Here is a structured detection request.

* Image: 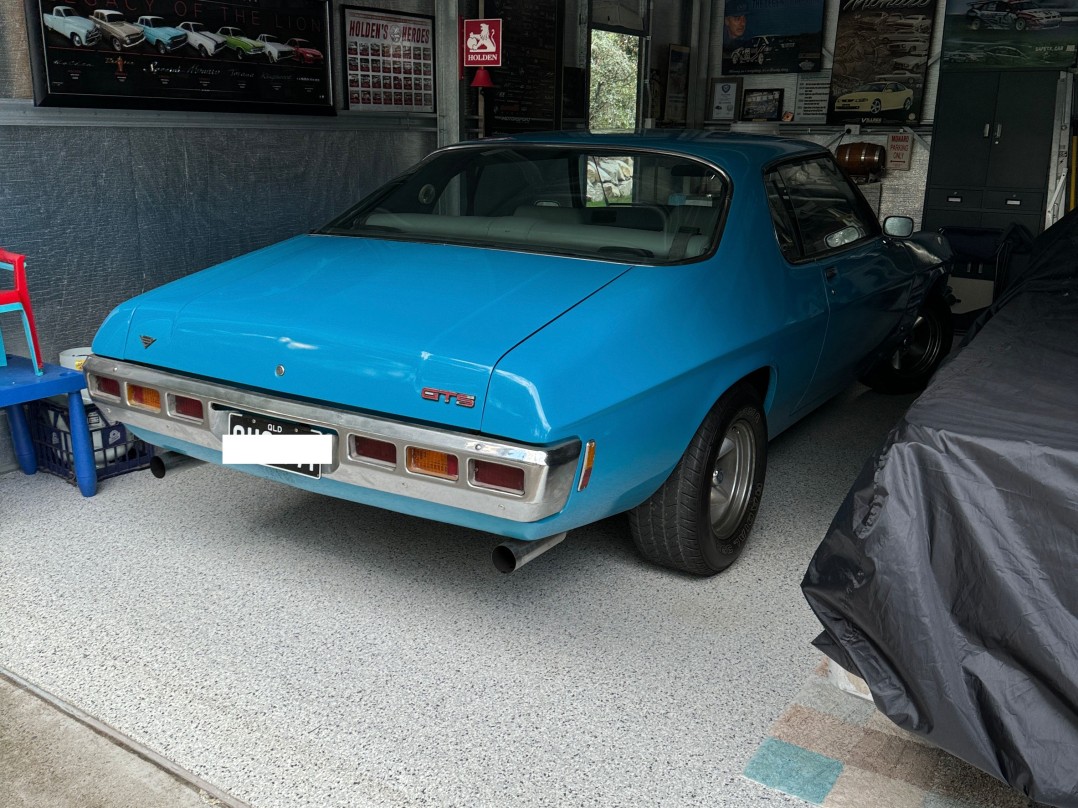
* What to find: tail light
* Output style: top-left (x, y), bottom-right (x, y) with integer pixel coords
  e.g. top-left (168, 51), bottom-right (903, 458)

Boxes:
top-left (127, 384), bottom-right (161, 412)
top-left (172, 394), bottom-right (204, 421)
top-left (94, 376), bottom-right (121, 398)
top-left (407, 447), bottom-right (459, 480)
top-left (473, 460), bottom-right (525, 494)
top-left (354, 436), bottom-right (397, 467)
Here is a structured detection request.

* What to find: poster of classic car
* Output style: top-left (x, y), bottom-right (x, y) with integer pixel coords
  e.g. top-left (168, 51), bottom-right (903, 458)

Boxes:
top-left (941, 0), bottom-right (1078, 68)
top-left (721, 0), bottom-right (825, 74)
top-left (829, 0), bottom-right (938, 124)
top-left (25, 0), bottom-right (332, 113)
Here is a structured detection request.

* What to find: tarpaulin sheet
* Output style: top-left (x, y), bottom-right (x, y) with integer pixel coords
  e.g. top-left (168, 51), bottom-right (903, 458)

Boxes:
top-left (803, 212), bottom-right (1078, 807)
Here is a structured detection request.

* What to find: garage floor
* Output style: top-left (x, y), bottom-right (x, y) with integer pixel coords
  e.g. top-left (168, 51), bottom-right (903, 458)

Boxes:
top-left (0, 383), bottom-right (961, 808)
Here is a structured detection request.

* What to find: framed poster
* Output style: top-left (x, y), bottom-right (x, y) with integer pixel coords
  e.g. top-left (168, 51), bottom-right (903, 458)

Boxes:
top-left (664, 44), bottom-right (690, 124)
top-left (341, 6), bottom-right (434, 113)
top-left (741, 87), bottom-right (784, 121)
top-left (721, 0), bottom-right (825, 75)
top-left (25, 0), bottom-right (333, 114)
top-left (940, 0), bottom-right (1077, 69)
top-left (706, 77), bottom-right (742, 122)
top-left (829, 0), bottom-right (939, 125)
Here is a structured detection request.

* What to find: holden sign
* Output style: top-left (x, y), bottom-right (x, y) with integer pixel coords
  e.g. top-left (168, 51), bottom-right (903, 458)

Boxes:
top-left (463, 18), bottom-right (502, 67)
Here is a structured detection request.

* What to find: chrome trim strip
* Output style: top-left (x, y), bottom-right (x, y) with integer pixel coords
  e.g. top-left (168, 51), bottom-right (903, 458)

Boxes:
top-left (83, 356), bottom-right (581, 523)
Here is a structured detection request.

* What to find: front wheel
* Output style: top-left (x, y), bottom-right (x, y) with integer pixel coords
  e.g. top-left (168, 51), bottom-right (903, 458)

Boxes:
top-left (157, 40), bottom-right (166, 54)
top-left (629, 386), bottom-right (767, 576)
top-left (1014, 17), bottom-right (1027, 30)
top-left (236, 48), bottom-right (243, 59)
top-left (861, 295), bottom-right (954, 394)
top-left (71, 33), bottom-right (83, 47)
top-left (112, 37), bottom-right (122, 51)
top-left (869, 98), bottom-right (882, 114)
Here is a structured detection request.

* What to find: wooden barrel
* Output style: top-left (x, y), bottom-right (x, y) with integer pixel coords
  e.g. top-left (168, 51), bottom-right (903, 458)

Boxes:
top-left (835, 142), bottom-right (886, 176)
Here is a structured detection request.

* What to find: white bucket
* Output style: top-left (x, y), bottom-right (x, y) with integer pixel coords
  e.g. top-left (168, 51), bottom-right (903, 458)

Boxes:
top-left (59, 347), bottom-right (93, 405)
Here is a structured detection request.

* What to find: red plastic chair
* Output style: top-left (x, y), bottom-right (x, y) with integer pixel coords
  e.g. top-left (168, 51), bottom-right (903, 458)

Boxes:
top-left (0, 249), bottom-right (44, 376)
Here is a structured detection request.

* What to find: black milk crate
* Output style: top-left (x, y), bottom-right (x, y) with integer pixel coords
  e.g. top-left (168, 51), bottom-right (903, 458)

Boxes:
top-left (26, 397), bottom-right (154, 484)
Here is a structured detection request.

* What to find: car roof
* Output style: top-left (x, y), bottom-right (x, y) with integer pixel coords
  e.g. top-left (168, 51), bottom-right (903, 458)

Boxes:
top-left (482, 130), bottom-right (827, 176)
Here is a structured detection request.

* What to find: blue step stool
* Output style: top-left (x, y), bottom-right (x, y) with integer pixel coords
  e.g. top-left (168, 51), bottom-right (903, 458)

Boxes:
top-left (1, 353), bottom-right (97, 496)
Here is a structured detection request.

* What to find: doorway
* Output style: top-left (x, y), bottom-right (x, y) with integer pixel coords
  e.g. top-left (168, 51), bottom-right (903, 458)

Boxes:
top-left (588, 29), bottom-right (642, 131)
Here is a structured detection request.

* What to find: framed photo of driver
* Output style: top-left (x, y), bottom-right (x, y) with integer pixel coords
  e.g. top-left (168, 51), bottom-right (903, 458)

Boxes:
top-left (720, 0), bottom-right (825, 75)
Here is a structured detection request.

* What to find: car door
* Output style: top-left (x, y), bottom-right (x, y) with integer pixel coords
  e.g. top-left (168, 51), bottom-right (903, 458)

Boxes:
top-left (767, 157), bottom-right (914, 412)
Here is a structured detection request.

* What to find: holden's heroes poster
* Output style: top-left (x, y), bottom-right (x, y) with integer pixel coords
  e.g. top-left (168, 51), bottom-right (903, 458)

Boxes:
top-left (829, 0), bottom-right (938, 125)
top-left (940, 0), bottom-right (1078, 69)
top-left (720, 0), bottom-right (825, 75)
top-left (26, 0), bottom-right (332, 113)
top-left (342, 7), bottom-right (434, 112)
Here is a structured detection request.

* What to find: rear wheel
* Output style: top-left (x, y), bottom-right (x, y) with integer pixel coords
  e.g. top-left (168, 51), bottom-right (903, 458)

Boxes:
top-left (861, 295), bottom-right (954, 394)
top-left (629, 386), bottom-right (767, 576)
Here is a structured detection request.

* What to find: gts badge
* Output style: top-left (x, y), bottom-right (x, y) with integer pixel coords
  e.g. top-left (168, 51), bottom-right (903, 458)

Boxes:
top-left (421, 387), bottom-right (476, 408)
top-left (139, 335), bottom-right (156, 349)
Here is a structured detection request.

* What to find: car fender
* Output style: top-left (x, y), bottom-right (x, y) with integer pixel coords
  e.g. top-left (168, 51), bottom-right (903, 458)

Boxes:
top-left (482, 211), bottom-right (795, 520)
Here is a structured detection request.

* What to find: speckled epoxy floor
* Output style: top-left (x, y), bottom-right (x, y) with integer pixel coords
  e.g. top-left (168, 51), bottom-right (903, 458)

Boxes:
top-left (0, 383), bottom-right (914, 808)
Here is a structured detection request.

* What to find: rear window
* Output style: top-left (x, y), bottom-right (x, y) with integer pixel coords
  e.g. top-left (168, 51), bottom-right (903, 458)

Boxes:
top-left (319, 145), bottom-right (729, 264)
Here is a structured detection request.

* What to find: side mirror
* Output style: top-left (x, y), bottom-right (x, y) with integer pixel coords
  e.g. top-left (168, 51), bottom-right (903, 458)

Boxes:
top-left (882, 216), bottom-right (914, 238)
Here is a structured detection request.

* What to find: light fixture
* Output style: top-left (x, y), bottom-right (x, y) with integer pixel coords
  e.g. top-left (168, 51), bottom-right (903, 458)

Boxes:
top-left (470, 67), bottom-right (494, 88)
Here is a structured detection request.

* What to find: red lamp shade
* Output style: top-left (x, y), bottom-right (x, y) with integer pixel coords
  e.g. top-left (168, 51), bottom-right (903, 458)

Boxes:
top-left (470, 67), bottom-right (494, 88)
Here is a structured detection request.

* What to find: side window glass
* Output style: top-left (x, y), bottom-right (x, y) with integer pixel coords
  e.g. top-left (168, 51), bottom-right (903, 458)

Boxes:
top-left (586, 155), bottom-right (635, 205)
top-left (777, 157), bottom-right (877, 258)
top-left (764, 170), bottom-right (800, 262)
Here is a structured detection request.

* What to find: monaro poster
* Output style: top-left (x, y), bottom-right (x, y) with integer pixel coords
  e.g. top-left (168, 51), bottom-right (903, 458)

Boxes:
top-left (25, 0), bottom-right (333, 113)
top-left (829, 0), bottom-right (939, 125)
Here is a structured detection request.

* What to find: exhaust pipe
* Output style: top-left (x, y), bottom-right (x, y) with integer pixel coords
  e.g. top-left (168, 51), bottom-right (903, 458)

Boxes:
top-left (149, 451), bottom-right (203, 479)
top-left (492, 532), bottom-right (567, 574)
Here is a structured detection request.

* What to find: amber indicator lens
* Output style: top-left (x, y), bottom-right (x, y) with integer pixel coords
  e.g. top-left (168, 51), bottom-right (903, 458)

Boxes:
top-left (94, 376), bottom-right (121, 398)
top-left (355, 436), bottom-right (397, 466)
top-left (127, 384), bottom-right (161, 412)
top-left (473, 460), bottom-right (525, 494)
top-left (578, 440), bottom-right (596, 491)
top-left (407, 447), bottom-right (459, 480)
top-left (173, 395), bottom-right (204, 421)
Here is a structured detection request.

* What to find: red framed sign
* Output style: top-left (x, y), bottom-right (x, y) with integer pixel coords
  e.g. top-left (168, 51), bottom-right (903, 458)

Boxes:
top-left (462, 18), bottom-right (502, 67)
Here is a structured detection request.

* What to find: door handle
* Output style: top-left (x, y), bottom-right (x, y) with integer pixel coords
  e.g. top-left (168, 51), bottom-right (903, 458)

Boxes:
top-left (983, 123), bottom-right (990, 138)
top-left (994, 123), bottom-right (1003, 141)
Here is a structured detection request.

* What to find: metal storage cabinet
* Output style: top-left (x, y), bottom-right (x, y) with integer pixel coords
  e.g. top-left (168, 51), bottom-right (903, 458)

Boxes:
top-left (922, 70), bottom-right (1058, 235)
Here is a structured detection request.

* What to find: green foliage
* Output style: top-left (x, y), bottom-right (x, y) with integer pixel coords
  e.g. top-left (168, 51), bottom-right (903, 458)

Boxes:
top-left (589, 31), bottom-right (639, 132)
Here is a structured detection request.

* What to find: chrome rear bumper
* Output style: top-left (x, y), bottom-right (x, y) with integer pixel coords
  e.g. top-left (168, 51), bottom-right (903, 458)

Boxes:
top-left (83, 356), bottom-right (581, 523)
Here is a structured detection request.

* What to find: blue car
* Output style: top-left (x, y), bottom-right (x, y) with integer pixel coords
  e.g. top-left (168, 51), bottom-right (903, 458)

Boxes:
top-left (84, 132), bottom-right (951, 575)
top-left (135, 15), bottom-right (187, 53)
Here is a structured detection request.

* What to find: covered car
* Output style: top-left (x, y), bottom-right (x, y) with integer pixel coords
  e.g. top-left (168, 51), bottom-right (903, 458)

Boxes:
top-left (85, 132), bottom-right (951, 574)
top-left (803, 211), bottom-right (1078, 806)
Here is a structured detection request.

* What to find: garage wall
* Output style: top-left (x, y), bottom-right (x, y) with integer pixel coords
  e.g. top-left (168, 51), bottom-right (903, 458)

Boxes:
top-left (0, 0), bottom-right (437, 472)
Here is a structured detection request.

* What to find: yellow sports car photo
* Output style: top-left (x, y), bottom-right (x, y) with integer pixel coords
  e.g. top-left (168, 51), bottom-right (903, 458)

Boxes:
top-left (833, 81), bottom-right (913, 114)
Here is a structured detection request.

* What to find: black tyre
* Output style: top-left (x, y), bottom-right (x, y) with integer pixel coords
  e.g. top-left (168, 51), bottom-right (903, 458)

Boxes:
top-left (199, 44), bottom-right (209, 56)
top-left (870, 98), bottom-right (882, 114)
top-left (157, 40), bottom-right (166, 54)
top-left (903, 97), bottom-right (913, 111)
top-left (861, 295), bottom-right (954, 394)
top-left (112, 37), bottom-right (122, 51)
top-left (236, 48), bottom-right (243, 59)
top-left (629, 386), bottom-right (767, 576)
top-left (969, 17), bottom-right (982, 29)
top-left (1014, 17), bottom-right (1026, 30)
top-left (71, 33), bottom-right (83, 47)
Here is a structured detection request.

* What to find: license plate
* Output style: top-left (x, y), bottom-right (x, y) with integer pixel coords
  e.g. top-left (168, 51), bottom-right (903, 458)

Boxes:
top-left (227, 412), bottom-right (327, 479)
